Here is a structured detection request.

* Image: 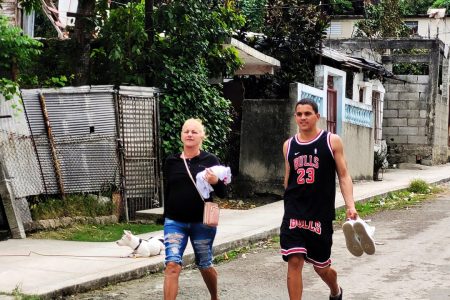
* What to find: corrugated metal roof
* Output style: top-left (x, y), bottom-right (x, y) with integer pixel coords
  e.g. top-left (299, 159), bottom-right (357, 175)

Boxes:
top-left (319, 47), bottom-right (394, 78)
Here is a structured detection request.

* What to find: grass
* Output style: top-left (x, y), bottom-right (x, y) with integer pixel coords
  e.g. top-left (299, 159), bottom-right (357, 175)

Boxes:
top-left (0, 285), bottom-right (41, 300)
top-left (334, 179), bottom-right (443, 225)
top-left (29, 193), bottom-right (114, 220)
top-left (28, 223), bottom-right (163, 242)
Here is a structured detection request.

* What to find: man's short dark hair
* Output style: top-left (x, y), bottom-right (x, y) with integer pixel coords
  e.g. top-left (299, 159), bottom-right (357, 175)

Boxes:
top-left (295, 98), bottom-right (318, 114)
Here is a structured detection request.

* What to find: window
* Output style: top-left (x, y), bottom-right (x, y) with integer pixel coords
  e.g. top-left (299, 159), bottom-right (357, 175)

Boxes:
top-left (326, 22), bottom-right (342, 36)
top-left (404, 21), bottom-right (419, 35)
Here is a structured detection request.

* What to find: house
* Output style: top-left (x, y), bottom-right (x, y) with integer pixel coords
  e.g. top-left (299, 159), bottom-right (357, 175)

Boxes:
top-left (326, 10), bottom-right (450, 44)
top-left (0, 0), bottom-right (73, 38)
top-left (328, 38), bottom-right (450, 166)
top-left (236, 46), bottom-right (390, 196)
top-left (0, 0), bottom-right (35, 37)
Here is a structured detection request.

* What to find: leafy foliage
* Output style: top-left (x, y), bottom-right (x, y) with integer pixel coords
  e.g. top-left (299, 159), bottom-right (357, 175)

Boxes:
top-left (392, 49), bottom-right (429, 75)
top-left (241, 0), bottom-right (329, 98)
top-left (432, 0), bottom-right (450, 8)
top-left (238, 0), bottom-right (267, 32)
top-left (91, 0), bottom-right (244, 158)
top-left (152, 0), bottom-right (244, 158)
top-left (399, 0), bottom-right (434, 15)
top-left (0, 16), bottom-right (42, 99)
top-left (354, 0), bottom-right (409, 38)
top-left (408, 179), bottom-right (432, 194)
top-left (329, 0), bottom-right (353, 14)
top-left (18, 39), bottom-right (77, 89)
top-left (91, 1), bottom-right (148, 85)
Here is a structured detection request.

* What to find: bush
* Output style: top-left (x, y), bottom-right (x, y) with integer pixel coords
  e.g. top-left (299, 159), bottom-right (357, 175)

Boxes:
top-left (408, 179), bottom-right (431, 194)
top-left (29, 194), bottom-right (114, 221)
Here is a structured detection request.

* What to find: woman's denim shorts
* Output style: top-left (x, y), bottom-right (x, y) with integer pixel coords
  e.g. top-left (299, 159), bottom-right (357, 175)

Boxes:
top-left (164, 217), bottom-right (217, 269)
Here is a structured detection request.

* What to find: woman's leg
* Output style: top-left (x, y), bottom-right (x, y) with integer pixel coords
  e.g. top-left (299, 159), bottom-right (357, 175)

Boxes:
top-left (190, 223), bottom-right (218, 300)
top-left (163, 218), bottom-right (189, 300)
top-left (200, 266), bottom-right (218, 300)
top-left (164, 262), bottom-right (182, 300)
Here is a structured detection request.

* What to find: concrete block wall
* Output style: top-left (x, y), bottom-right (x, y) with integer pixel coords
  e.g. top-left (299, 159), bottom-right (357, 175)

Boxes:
top-left (432, 55), bottom-right (450, 164)
top-left (383, 73), bottom-right (449, 165)
top-left (383, 75), bottom-right (431, 164)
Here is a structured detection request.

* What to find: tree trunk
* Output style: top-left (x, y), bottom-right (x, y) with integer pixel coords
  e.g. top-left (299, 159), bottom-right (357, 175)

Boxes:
top-left (11, 57), bottom-right (18, 81)
top-left (73, 0), bottom-right (96, 86)
top-left (144, 0), bottom-right (154, 85)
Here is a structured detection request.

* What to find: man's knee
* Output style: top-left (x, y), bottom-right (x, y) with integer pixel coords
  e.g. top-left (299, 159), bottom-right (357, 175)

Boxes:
top-left (288, 254), bottom-right (305, 268)
top-left (314, 265), bottom-right (334, 277)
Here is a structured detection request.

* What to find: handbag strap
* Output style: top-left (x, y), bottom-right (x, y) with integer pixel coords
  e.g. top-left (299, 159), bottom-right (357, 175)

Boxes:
top-left (182, 152), bottom-right (206, 203)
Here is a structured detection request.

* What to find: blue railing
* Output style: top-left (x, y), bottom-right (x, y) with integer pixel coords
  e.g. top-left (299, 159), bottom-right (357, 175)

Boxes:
top-left (344, 102), bottom-right (373, 128)
top-left (301, 91), bottom-right (324, 114)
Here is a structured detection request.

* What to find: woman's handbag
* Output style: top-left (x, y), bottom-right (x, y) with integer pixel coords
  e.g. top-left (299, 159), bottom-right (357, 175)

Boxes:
top-left (182, 152), bottom-right (220, 227)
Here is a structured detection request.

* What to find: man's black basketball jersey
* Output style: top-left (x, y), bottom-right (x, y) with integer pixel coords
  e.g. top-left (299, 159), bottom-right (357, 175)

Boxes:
top-left (283, 130), bottom-right (336, 222)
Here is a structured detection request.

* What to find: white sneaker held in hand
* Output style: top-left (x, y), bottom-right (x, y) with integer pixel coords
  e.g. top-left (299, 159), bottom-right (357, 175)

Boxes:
top-left (353, 218), bottom-right (376, 255)
top-left (342, 219), bottom-right (363, 257)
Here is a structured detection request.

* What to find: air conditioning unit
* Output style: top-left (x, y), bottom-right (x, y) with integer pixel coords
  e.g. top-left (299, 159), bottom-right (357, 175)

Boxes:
top-left (427, 8), bottom-right (446, 19)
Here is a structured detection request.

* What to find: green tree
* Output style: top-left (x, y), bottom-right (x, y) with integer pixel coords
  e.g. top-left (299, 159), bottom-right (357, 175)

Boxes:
top-left (242, 0), bottom-right (329, 98)
top-left (0, 15), bottom-right (42, 100)
top-left (18, 0), bottom-right (109, 85)
top-left (355, 0), bottom-right (409, 38)
top-left (432, 0), bottom-right (450, 8)
top-left (152, 0), bottom-right (244, 158)
top-left (400, 0), bottom-right (434, 15)
top-left (238, 0), bottom-right (267, 32)
top-left (92, 0), bottom-right (244, 158)
top-left (91, 1), bottom-right (148, 85)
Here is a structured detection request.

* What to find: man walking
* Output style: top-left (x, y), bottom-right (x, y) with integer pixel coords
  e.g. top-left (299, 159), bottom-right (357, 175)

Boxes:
top-left (280, 98), bottom-right (359, 300)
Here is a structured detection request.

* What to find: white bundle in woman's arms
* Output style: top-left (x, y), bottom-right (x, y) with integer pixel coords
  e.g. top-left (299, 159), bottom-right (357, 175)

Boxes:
top-left (196, 166), bottom-right (232, 198)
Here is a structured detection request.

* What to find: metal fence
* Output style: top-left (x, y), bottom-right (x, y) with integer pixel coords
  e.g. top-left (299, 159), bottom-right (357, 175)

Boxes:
top-left (0, 86), bottom-right (162, 221)
top-left (20, 86), bottom-right (120, 196)
top-left (117, 86), bottom-right (162, 220)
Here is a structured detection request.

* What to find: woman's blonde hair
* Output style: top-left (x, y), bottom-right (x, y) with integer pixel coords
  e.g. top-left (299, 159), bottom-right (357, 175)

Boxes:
top-left (181, 118), bottom-right (206, 139)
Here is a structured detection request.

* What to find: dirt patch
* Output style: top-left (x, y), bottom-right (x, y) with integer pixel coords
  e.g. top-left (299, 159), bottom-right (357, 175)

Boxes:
top-left (216, 194), bottom-right (282, 210)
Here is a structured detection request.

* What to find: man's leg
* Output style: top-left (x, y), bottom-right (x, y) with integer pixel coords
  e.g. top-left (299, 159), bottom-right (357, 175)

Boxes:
top-left (314, 265), bottom-right (340, 296)
top-left (164, 262), bottom-right (182, 300)
top-left (200, 266), bottom-right (219, 300)
top-left (287, 254), bottom-right (305, 300)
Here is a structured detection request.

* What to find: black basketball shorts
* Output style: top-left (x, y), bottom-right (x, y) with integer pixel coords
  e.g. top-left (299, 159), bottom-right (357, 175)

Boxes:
top-left (280, 218), bottom-right (333, 268)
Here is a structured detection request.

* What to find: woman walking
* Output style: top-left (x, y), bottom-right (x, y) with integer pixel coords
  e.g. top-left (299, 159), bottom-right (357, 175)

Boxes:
top-left (163, 118), bottom-right (227, 300)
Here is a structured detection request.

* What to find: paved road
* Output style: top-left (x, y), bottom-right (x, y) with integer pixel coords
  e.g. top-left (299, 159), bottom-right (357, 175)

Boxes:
top-left (72, 186), bottom-right (450, 300)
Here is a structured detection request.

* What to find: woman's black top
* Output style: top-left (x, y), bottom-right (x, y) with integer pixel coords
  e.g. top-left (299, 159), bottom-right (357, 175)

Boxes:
top-left (163, 150), bottom-right (227, 222)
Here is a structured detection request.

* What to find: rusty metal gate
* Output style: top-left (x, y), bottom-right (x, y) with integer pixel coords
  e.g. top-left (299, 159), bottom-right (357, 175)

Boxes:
top-left (116, 87), bottom-right (163, 221)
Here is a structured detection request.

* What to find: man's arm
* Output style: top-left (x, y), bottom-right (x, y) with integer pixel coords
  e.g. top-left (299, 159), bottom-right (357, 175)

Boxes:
top-left (330, 134), bottom-right (358, 220)
top-left (283, 139), bottom-right (290, 189)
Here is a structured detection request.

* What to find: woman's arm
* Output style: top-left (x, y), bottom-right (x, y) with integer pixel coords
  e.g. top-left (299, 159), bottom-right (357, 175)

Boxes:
top-left (204, 154), bottom-right (227, 199)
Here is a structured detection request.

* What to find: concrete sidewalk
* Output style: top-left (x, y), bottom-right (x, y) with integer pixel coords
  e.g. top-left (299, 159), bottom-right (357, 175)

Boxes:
top-left (1, 163), bottom-right (450, 298)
